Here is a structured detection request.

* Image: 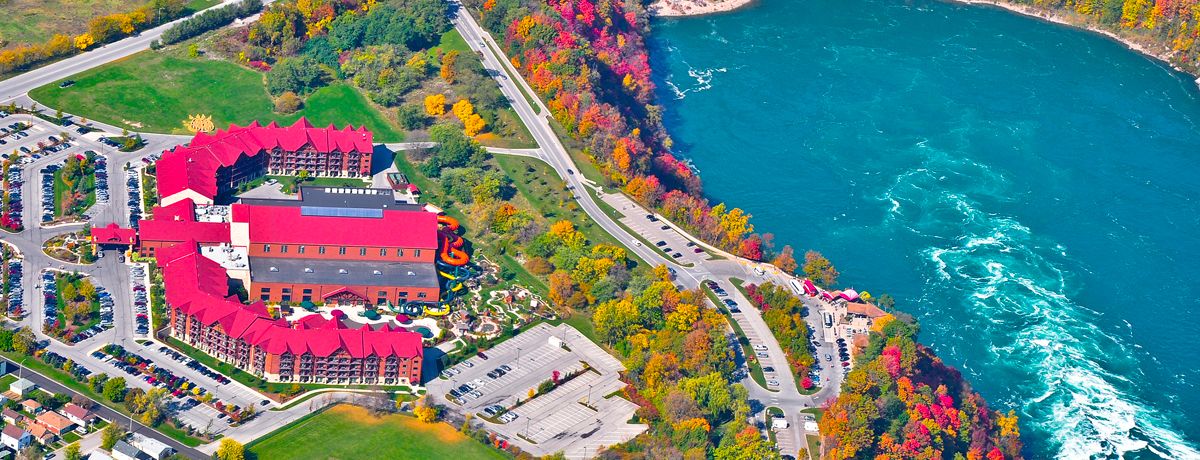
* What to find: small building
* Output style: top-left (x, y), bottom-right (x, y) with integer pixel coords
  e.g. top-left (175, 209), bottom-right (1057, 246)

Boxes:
top-left (112, 441), bottom-right (144, 460)
top-left (26, 424), bottom-right (55, 445)
top-left (35, 411), bottom-right (76, 435)
top-left (86, 450), bottom-right (113, 460)
top-left (130, 434), bottom-right (174, 460)
top-left (1, 408), bottom-right (22, 425)
top-left (62, 403), bottom-right (96, 427)
top-left (771, 415), bottom-right (789, 429)
top-left (0, 426), bottom-right (30, 451)
top-left (19, 399), bottom-right (41, 414)
top-left (90, 223), bottom-right (138, 248)
top-left (8, 378), bottom-right (35, 397)
top-left (0, 395), bottom-right (8, 407)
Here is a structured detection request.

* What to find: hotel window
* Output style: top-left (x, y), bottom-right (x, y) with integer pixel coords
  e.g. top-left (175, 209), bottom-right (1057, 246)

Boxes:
top-left (378, 290), bottom-right (387, 297)
top-left (263, 244), bottom-right (271, 253)
top-left (398, 291), bottom-right (408, 299)
top-left (298, 246), bottom-right (305, 254)
top-left (280, 245), bottom-right (288, 253)
top-left (282, 288), bottom-right (292, 294)
top-left (379, 248), bottom-right (387, 256)
top-left (302, 295), bottom-right (312, 302)
top-left (339, 247), bottom-right (347, 255)
top-left (414, 249), bottom-right (421, 258)
top-left (417, 292), bottom-right (427, 299)
top-left (360, 247), bottom-right (367, 256)
top-left (377, 297), bottom-right (387, 305)
top-left (396, 249), bottom-right (404, 257)
top-left (282, 295), bottom-right (291, 302)
top-left (319, 246), bottom-right (326, 254)
top-left (303, 289), bottom-right (312, 294)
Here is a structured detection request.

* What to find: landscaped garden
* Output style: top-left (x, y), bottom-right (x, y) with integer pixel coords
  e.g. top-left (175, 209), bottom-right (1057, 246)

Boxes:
top-left (44, 272), bottom-right (101, 340)
top-left (42, 230), bottom-right (96, 264)
top-left (246, 404), bottom-right (506, 460)
top-left (53, 152), bottom-right (97, 218)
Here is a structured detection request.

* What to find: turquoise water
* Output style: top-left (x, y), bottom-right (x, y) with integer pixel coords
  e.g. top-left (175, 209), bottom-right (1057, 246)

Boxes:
top-left (650, 0), bottom-right (1200, 458)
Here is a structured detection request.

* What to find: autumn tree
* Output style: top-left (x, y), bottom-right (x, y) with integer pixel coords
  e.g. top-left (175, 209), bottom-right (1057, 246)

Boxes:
top-left (803, 250), bottom-right (839, 287)
top-left (424, 94), bottom-right (446, 116)
top-left (771, 245), bottom-right (798, 273)
top-left (101, 423), bottom-right (125, 450)
top-left (217, 438), bottom-right (245, 460)
top-left (275, 91), bottom-right (303, 113)
top-left (440, 50), bottom-right (459, 83)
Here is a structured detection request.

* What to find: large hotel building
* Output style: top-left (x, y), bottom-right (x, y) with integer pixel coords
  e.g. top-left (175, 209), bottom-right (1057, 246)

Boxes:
top-left (135, 119), bottom-right (436, 385)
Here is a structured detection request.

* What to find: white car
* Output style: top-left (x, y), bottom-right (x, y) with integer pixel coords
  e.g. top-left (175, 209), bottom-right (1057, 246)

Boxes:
top-left (767, 380), bottom-right (780, 387)
top-left (753, 344), bottom-right (768, 351)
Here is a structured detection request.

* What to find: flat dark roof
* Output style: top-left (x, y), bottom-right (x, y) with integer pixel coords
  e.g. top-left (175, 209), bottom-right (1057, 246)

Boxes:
top-left (248, 257), bottom-right (440, 288)
top-left (240, 186), bottom-right (422, 211)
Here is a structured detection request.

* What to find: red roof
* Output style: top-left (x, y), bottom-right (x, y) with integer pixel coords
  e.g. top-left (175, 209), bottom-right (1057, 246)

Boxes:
top-left (139, 219), bottom-right (230, 245)
top-left (157, 118), bottom-right (373, 201)
top-left (151, 199), bottom-right (196, 221)
top-left (91, 223), bottom-right (136, 245)
top-left (232, 203), bottom-right (438, 249)
top-left (157, 242), bottom-right (422, 360)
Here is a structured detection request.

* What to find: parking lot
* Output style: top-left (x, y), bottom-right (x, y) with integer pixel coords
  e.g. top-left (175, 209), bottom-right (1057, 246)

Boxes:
top-left (428, 323), bottom-right (646, 458)
top-left (602, 191), bottom-right (713, 266)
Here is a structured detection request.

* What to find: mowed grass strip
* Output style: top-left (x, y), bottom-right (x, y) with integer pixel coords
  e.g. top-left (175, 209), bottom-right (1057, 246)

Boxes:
top-left (246, 404), bottom-right (505, 460)
top-left (30, 50), bottom-right (404, 141)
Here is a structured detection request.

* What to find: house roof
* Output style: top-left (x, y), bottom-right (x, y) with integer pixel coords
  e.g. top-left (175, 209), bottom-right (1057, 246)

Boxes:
top-left (158, 242), bottom-right (424, 360)
top-left (26, 424), bottom-right (50, 439)
top-left (63, 404), bottom-right (93, 421)
top-left (112, 441), bottom-right (141, 458)
top-left (157, 118), bottom-right (373, 201)
top-left (846, 302), bottom-right (888, 319)
top-left (91, 223), bottom-right (137, 245)
top-left (1, 408), bottom-right (21, 420)
top-left (20, 400), bottom-right (40, 410)
top-left (0, 425), bottom-right (25, 439)
top-left (35, 411), bottom-right (74, 431)
top-left (138, 219), bottom-right (230, 244)
top-left (232, 203), bottom-right (437, 249)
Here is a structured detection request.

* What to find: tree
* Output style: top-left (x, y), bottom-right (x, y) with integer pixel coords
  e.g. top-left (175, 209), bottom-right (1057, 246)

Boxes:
top-left (396, 104), bottom-right (428, 130)
top-left (101, 423), bottom-right (125, 450)
top-left (771, 245), bottom-right (797, 273)
top-left (64, 442), bottom-right (81, 460)
top-left (424, 94), bottom-right (446, 116)
top-left (440, 50), bottom-right (459, 83)
top-left (413, 397), bottom-right (439, 423)
top-left (266, 56), bottom-right (327, 95)
top-left (187, 43), bottom-right (199, 58)
top-left (12, 327), bottom-right (35, 355)
top-left (803, 250), bottom-right (839, 287)
top-left (274, 91), bottom-right (303, 113)
top-left (216, 438), bottom-right (245, 460)
top-left (102, 377), bottom-right (127, 402)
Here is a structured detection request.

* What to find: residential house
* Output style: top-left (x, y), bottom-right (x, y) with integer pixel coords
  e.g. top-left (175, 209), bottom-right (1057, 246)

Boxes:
top-left (87, 450), bottom-right (113, 460)
top-left (18, 399), bottom-right (41, 415)
top-left (26, 424), bottom-right (55, 445)
top-left (1, 408), bottom-right (22, 425)
top-left (130, 434), bottom-right (173, 460)
top-left (34, 411), bottom-right (76, 436)
top-left (0, 426), bottom-right (30, 451)
top-left (62, 403), bottom-right (96, 427)
top-left (112, 440), bottom-right (145, 460)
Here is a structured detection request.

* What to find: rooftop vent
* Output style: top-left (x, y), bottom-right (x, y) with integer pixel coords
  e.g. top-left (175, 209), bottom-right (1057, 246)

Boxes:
top-left (269, 267), bottom-right (278, 272)
top-left (304, 268), bottom-right (313, 273)
top-left (338, 269), bottom-right (348, 274)
top-left (372, 270), bottom-right (382, 275)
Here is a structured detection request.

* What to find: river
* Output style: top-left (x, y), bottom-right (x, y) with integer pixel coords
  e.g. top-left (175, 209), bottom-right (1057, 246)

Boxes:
top-left (649, 0), bottom-right (1200, 457)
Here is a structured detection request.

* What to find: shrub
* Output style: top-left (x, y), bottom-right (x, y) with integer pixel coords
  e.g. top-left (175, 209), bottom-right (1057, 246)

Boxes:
top-left (396, 104), bottom-right (429, 130)
top-left (274, 91), bottom-right (303, 113)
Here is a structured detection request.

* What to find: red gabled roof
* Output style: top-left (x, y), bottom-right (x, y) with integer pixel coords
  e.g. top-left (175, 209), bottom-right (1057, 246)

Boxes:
top-left (91, 223), bottom-right (137, 245)
top-left (157, 241), bottom-right (422, 360)
top-left (234, 204), bottom-right (438, 249)
top-left (151, 199), bottom-right (196, 221)
top-left (139, 219), bottom-right (230, 245)
top-left (157, 118), bottom-right (373, 201)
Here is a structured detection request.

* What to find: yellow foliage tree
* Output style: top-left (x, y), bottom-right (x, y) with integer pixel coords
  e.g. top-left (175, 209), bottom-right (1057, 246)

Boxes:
top-left (463, 113), bottom-right (486, 136)
top-left (452, 99), bottom-right (475, 120)
top-left (414, 404), bottom-right (438, 423)
top-left (424, 94), bottom-right (446, 116)
top-left (74, 34), bottom-right (95, 51)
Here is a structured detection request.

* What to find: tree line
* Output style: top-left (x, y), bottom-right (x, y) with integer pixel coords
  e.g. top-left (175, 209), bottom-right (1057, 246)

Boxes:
top-left (158, 0), bottom-right (264, 46)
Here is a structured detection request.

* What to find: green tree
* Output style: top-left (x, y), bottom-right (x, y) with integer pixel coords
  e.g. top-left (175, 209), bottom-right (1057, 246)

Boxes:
top-left (101, 423), bottom-right (125, 450)
top-left (12, 327), bottom-right (35, 355)
top-left (803, 250), bottom-right (839, 287)
top-left (266, 56), bottom-right (327, 95)
top-left (64, 442), bottom-right (82, 460)
top-left (102, 377), bottom-right (127, 402)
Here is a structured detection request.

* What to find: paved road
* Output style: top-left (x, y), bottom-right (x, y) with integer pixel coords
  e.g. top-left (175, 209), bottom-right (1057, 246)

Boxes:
top-left (0, 356), bottom-right (207, 459)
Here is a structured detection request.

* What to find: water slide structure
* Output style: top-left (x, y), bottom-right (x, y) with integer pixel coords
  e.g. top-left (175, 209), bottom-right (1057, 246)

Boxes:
top-left (384, 214), bottom-right (478, 317)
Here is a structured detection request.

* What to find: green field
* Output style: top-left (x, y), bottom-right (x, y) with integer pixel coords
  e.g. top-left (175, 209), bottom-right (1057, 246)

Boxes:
top-left (29, 50), bottom-right (405, 141)
top-left (247, 404), bottom-right (505, 460)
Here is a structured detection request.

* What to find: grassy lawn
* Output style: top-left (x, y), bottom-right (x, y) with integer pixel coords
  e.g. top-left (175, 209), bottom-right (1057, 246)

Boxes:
top-left (52, 166), bottom-right (95, 218)
top-left (183, 0), bottom-right (222, 13)
top-left (434, 29), bottom-right (472, 55)
top-left (247, 404), bottom-right (505, 460)
top-left (0, 0), bottom-right (130, 48)
top-left (29, 50), bottom-right (405, 141)
top-left (0, 373), bottom-right (17, 389)
top-left (494, 155), bottom-right (638, 266)
top-left (62, 431), bottom-right (82, 443)
top-left (806, 434), bottom-right (821, 460)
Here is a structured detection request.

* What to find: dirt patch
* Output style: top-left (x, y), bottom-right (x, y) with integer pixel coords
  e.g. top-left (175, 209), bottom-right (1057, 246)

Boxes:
top-left (330, 405), bottom-right (463, 443)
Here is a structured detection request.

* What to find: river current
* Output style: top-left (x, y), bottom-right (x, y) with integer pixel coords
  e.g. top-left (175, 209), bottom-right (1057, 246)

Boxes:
top-left (649, 0), bottom-right (1200, 457)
